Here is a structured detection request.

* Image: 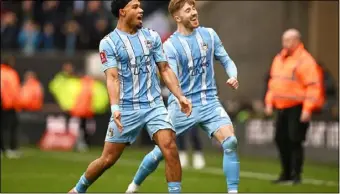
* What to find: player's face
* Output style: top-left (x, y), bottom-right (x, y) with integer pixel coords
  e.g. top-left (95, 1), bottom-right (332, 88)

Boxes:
top-left (176, 2), bottom-right (199, 29)
top-left (123, 0), bottom-right (144, 29)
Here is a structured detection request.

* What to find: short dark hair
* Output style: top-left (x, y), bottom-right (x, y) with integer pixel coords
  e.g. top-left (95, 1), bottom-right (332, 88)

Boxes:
top-left (111, 0), bottom-right (131, 18)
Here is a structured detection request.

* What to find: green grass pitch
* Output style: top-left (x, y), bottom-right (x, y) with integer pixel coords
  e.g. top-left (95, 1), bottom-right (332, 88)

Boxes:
top-left (1, 147), bottom-right (339, 193)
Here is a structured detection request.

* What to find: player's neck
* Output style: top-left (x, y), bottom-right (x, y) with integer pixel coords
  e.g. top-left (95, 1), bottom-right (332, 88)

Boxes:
top-left (116, 20), bottom-right (138, 35)
top-left (177, 25), bottom-right (194, 36)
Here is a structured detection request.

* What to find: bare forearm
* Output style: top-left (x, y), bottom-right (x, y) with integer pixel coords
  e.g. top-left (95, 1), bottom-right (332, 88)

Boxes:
top-left (106, 77), bottom-right (120, 105)
top-left (161, 69), bottom-right (183, 99)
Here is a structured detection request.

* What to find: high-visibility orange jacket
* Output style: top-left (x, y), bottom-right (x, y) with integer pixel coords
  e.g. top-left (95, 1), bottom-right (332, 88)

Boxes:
top-left (265, 43), bottom-right (324, 113)
top-left (1, 64), bottom-right (21, 110)
top-left (20, 77), bottom-right (44, 111)
top-left (70, 76), bottom-right (94, 118)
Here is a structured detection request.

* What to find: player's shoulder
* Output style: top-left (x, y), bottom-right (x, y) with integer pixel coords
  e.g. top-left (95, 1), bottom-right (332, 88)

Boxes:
top-left (163, 34), bottom-right (175, 46)
top-left (100, 31), bottom-right (115, 47)
top-left (140, 27), bottom-right (160, 38)
top-left (197, 26), bottom-right (216, 35)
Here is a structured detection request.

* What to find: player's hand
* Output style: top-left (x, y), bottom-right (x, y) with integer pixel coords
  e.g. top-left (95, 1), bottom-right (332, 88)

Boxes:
top-left (300, 111), bottom-right (311, 122)
top-left (112, 111), bottom-right (123, 133)
top-left (178, 96), bottom-right (192, 117)
top-left (264, 105), bottom-right (273, 116)
top-left (226, 77), bottom-right (239, 90)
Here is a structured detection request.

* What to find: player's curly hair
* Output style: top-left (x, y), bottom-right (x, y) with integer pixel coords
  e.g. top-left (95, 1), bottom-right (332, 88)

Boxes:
top-left (111, 0), bottom-right (131, 18)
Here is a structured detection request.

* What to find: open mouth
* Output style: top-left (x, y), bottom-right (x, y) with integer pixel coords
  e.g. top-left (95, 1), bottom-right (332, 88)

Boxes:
top-left (137, 14), bottom-right (143, 21)
top-left (190, 17), bottom-right (197, 22)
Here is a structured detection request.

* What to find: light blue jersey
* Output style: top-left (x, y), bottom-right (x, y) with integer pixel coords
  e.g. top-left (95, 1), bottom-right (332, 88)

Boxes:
top-left (99, 28), bottom-right (174, 144)
top-left (163, 26), bottom-right (237, 107)
top-left (99, 28), bottom-right (166, 110)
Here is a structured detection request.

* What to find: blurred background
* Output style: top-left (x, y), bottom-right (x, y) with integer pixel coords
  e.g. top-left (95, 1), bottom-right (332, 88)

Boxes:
top-left (1, 0), bottom-right (339, 193)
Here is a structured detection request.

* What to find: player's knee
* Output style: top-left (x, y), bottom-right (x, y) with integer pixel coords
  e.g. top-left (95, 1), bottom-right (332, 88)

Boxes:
top-left (101, 155), bottom-right (116, 169)
top-left (222, 135), bottom-right (238, 152)
top-left (160, 137), bottom-right (177, 156)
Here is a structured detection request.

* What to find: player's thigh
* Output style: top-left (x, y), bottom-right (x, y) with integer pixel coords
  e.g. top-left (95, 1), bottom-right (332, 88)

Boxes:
top-left (200, 101), bottom-right (233, 142)
top-left (168, 102), bottom-right (197, 137)
top-left (105, 109), bottom-right (143, 145)
top-left (153, 129), bottom-right (177, 149)
top-left (100, 141), bottom-right (127, 165)
top-left (144, 103), bottom-right (175, 140)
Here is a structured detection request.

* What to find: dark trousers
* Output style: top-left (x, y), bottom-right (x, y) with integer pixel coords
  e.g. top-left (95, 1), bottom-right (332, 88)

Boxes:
top-left (0, 109), bottom-right (19, 152)
top-left (177, 126), bottom-right (202, 151)
top-left (79, 117), bottom-right (91, 146)
top-left (64, 112), bottom-right (91, 146)
top-left (274, 104), bottom-right (309, 178)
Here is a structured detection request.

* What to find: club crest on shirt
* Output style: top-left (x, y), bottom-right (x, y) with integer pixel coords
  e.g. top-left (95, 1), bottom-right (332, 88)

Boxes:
top-left (145, 40), bottom-right (153, 49)
top-left (202, 42), bottom-right (208, 51)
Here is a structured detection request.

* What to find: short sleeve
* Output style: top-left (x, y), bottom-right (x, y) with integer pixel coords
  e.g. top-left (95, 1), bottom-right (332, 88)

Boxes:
top-left (99, 37), bottom-right (118, 72)
top-left (150, 30), bottom-right (167, 63)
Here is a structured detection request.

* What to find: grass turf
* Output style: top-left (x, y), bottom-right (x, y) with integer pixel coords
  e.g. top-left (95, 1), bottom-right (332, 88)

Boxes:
top-left (1, 147), bottom-right (339, 193)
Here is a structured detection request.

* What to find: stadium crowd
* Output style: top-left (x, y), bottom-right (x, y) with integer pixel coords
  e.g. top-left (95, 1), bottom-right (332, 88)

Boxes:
top-left (1, 1), bottom-right (170, 55)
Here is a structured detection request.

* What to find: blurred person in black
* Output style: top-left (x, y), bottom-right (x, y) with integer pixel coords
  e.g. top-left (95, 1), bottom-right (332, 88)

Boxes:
top-left (41, 22), bottom-right (56, 52)
top-left (176, 126), bottom-right (206, 169)
top-left (1, 12), bottom-right (19, 49)
top-left (0, 56), bottom-right (21, 159)
top-left (62, 20), bottom-right (80, 55)
top-left (317, 62), bottom-right (337, 114)
top-left (78, 1), bottom-right (102, 49)
top-left (88, 17), bottom-right (111, 49)
top-left (18, 1), bottom-right (35, 25)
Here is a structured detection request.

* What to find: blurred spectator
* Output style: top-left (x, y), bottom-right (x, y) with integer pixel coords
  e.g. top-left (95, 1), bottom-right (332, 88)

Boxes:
top-left (41, 23), bottom-right (55, 52)
top-left (74, 0), bottom-right (86, 14)
top-left (0, 55), bottom-right (21, 159)
top-left (89, 18), bottom-right (110, 49)
top-left (18, 1), bottom-right (35, 25)
top-left (63, 20), bottom-right (80, 55)
top-left (78, 1), bottom-right (102, 48)
top-left (41, 1), bottom-right (61, 26)
top-left (1, 0), bottom-right (169, 51)
top-left (20, 71), bottom-right (44, 111)
top-left (70, 73), bottom-right (96, 152)
top-left (318, 62), bottom-right (337, 113)
top-left (18, 19), bottom-right (40, 55)
top-left (1, 12), bottom-right (19, 49)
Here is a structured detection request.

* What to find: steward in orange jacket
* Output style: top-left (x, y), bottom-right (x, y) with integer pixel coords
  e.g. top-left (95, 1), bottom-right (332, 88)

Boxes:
top-left (70, 75), bottom-right (95, 148)
top-left (70, 75), bottom-right (94, 118)
top-left (0, 56), bottom-right (21, 155)
top-left (20, 71), bottom-right (44, 111)
top-left (1, 64), bottom-right (21, 111)
top-left (264, 29), bottom-right (324, 184)
top-left (265, 43), bottom-right (324, 114)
